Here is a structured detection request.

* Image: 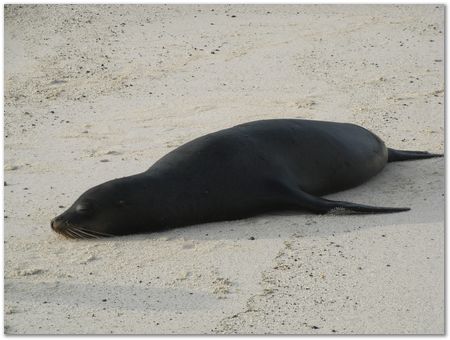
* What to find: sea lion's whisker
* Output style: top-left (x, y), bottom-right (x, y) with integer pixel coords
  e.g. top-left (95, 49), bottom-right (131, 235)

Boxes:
top-left (69, 228), bottom-right (83, 239)
top-left (72, 223), bottom-right (108, 239)
top-left (84, 229), bottom-right (114, 237)
top-left (77, 226), bottom-right (114, 237)
top-left (60, 222), bottom-right (76, 238)
top-left (70, 227), bottom-right (99, 238)
top-left (68, 228), bottom-right (85, 239)
top-left (74, 228), bottom-right (99, 239)
top-left (66, 223), bottom-right (97, 239)
top-left (71, 228), bottom-right (92, 238)
top-left (65, 229), bottom-right (79, 239)
top-left (59, 228), bottom-right (71, 238)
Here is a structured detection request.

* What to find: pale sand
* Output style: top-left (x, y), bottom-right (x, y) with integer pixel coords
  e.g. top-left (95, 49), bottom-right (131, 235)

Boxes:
top-left (4, 4), bottom-right (444, 334)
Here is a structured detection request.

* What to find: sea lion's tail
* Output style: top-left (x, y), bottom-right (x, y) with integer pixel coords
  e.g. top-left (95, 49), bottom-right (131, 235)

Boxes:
top-left (387, 148), bottom-right (443, 162)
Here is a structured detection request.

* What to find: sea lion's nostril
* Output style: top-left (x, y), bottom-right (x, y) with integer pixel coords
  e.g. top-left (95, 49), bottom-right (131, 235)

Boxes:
top-left (50, 218), bottom-right (56, 230)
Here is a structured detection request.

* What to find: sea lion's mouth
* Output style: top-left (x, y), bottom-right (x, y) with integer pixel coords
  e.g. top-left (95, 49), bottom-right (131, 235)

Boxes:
top-left (51, 218), bottom-right (113, 239)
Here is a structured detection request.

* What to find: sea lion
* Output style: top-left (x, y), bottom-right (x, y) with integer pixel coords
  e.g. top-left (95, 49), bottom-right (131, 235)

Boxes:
top-left (50, 119), bottom-right (442, 239)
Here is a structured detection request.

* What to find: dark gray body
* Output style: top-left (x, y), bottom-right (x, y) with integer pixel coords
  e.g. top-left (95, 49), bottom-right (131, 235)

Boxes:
top-left (147, 119), bottom-right (387, 223)
top-left (51, 119), bottom-right (442, 238)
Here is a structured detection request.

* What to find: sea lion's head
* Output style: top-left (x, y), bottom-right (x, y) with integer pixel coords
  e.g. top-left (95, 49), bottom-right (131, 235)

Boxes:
top-left (51, 176), bottom-right (152, 238)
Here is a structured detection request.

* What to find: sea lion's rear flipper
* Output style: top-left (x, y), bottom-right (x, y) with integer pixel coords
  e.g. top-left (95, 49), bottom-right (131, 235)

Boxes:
top-left (294, 190), bottom-right (410, 215)
top-left (387, 148), bottom-right (443, 162)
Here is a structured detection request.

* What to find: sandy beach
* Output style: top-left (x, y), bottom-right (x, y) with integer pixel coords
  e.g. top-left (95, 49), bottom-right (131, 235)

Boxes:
top-left (4, 4), bottom-right (444, 334)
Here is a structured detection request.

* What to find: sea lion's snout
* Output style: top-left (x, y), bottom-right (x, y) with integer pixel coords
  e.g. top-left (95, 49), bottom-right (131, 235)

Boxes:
top-left (50, 215), bottom-right (81, 238)
top-left (50, 207), bottom-right (115, 239)
top-left (50, 216), bottom-right (64, 232)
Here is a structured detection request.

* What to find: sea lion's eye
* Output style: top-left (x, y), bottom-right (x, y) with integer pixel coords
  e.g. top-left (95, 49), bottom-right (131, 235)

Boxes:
top-left (76, 202), bottom-right (92, 214)
top-left (117, 200), bottom-right (126, 207)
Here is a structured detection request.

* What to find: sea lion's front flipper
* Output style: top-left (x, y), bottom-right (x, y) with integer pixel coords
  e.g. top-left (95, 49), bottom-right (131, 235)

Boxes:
top-left (293, 190), bottom-right (410, 214)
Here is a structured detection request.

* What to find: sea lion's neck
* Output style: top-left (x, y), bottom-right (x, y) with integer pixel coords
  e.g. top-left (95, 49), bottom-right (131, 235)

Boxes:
top-left (130, 171), bottom-right (199, 230)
